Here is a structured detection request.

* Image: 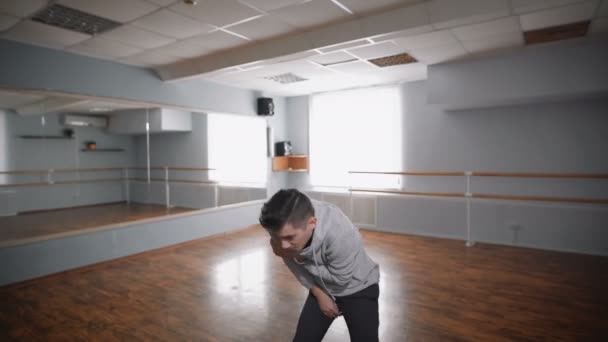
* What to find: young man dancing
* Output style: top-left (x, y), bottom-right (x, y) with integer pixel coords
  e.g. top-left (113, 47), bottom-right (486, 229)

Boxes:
top-left (259, 189), bottom-right (380, 342)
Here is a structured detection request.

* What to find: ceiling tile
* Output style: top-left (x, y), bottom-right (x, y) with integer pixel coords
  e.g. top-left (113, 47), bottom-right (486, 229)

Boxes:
top-left (270, 0), bottom-right (351, 28)
top-left (336, 0), bottom-right (418, 15)
top-left (227, 14), bottom-right (295, 40)
top-left (519, 1), bottom-right (597, 31)
top-left (58, 0), bottom-right (159, 23)
top-left (460, 31), bottom-right (524, 54)
top-left (68, 36), bottom-right (142, 59)
top-left (376, 62), bottom-right (427, 82)
top-left (263, 50), bottom-right (319, 64)
top-left (308, 51), bottom-right (358, 65)
top-left (190, 30), bottom-right (249, 51)
top-left (393, 30), bottom-right (458, 50)
top-left (170, 0), bottom-right (263, 27)
top-left (326, 60), bottom-right (379, 73)
top-left (0, 90), bottom-right (45, 109)
top-left (286, 63), bottom-right (335, 79)
top-left (1, 20), bottom-right (90, 49)
top-left (597, 0), bottom-right (608, 16)
top-left (408, 42), bottom-right (468, 64)
top-left (510, 0), bottom-right (588, 14)
top-left (370, 25), bottom-right (434, 43)
top-left (347, 41), bottom-right (405, 59)
top-left (589, 17), bottom-right (608, 32)
top-left (157, 37), bottom-right (213, 58)
top-left (132, 9), bottom-right (214, 39)
top-left (0, 0), bottom-right (47, 18)
top-left (237, 0), bottom-right (307, 12)
top-left (360, 2), bottom-right (429, 37)
top-left (427, 0), bottom-right (510, 29)
top-left (317, 39), bottom-right (371, 53)
top-left (307, 20), bottom-right (365, 50)
top-left (257, 59), bottom-right (331, 79)
top-left (101, 25), bottom-right (175, 49)
top-left (0, 13), bottom-right (19, 32)
top-left (451, 16), bottom-right (521, 41)
top-left (120, 49), bottom-right (182, 67)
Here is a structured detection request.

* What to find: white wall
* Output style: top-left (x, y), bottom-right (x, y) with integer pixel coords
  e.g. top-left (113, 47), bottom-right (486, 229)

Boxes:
top-left (284, 78), bottom-right (608, 255)
top-left (427, 35), bottom-right (608, 110)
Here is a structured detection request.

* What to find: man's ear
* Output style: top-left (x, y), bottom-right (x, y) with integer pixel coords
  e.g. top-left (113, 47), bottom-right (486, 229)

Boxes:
top-left (308, 216), bottom-right (317, 229)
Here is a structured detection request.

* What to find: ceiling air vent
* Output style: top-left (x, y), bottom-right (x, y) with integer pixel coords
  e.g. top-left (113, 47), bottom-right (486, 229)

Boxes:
top-left (524, 21), bottom-right (590, 45)
top-left (368, 53), bottom-right (417, 67)
top-left (264, 73), bottom-right (308, 84)
top-left (31, 4), bottom-right (121, 35)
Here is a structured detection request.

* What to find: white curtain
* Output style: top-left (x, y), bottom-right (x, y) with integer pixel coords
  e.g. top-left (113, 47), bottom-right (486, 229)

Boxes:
top-left (310, 86), bottom-right (402, 188)
top-left (207, 113), bottom-right (267, 185)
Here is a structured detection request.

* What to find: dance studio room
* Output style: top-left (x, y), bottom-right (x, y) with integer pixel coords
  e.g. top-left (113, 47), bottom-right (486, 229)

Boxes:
top-left (1, 0), bottom-right (607, 340)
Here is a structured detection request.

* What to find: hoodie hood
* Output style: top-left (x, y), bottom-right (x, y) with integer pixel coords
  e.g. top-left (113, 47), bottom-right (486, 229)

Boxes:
top-left (296, 199), bottom-right (330, 261)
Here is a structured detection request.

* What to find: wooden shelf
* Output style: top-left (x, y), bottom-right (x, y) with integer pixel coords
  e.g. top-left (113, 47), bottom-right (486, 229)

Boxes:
top-left (272, 155), bottom-right (309, 172)
top-left (19, 135), bottom-right (73, 140)
top-left (81, 148), bottom-right (125, 152)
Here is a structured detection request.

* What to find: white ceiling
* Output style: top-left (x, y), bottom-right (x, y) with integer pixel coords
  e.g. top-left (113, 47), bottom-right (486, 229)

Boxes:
top-left (0, 89), bottom-right (143, 115)
top-left (1, 0), bottom-right (607, 97)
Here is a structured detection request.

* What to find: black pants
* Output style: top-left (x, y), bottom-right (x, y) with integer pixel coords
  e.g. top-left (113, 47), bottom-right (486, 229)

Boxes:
top-left (293, 283), bottom-right (379, 342)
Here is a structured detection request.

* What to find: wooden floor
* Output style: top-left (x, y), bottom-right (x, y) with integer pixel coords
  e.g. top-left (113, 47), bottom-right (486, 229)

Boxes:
top-left (1, 227), bottom-right (606, 341)
top-left (0, 202), bottom-right (193, 245)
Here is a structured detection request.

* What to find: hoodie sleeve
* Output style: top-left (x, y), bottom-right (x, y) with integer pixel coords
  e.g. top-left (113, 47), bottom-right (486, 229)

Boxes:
top-left (283, 257), bottom-right (317, 289)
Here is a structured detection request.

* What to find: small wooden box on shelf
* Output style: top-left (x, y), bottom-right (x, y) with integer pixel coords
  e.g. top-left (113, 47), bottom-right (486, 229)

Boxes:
top-left (272, 155), bottom-right (309, 172)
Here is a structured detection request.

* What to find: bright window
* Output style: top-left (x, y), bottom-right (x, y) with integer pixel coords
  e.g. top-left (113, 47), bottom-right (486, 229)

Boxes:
top-left (207, 113), bottom-right (267, 185)
top-left (310, 86), bottom-right (402, 189)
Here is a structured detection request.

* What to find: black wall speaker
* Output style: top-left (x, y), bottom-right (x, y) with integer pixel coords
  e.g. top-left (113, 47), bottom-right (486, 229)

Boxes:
top-left (257, 97), bottom-right (274, 116)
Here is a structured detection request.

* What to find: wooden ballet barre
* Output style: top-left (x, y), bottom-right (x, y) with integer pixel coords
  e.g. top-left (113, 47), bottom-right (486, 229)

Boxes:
top-left (349, 171), bottom-right (465, 176)
top-left (471, 172), bottom-right (608, 179)
top-left (0, 169), bottom-right (50, 174)
top-left (127, 167), bottom-right (215, 171)
top-left (0, 167), bottom-right (124, 174)
top-left (0, 178), bottom-right (123, 187)
top-left (127, 167), bottom-right (166, 171)
top-left (53, 178), bottom-right (123, 185)
top-left (129, 177), bottom-right (166, 182)
top-left (0, 181), bottom-right (48, 187)
top-left (350, 188), bottom-right (465, 198)
top-left (471, 194), bottom-right (608, 204)
top-left (169, 167), bottom-right (215, 171)
top-left (348, 171), bottom-right (608, 179)
top-left (53, 167), bottom-right (124, 173)
top-left (349, 188), bottom-right (608, 204)
top-left (128, 178), bottom-right (217, 184)
top-left (168, 179), bottom-right (218, 184)
top-left (0, 166), bottom-right (214, 174)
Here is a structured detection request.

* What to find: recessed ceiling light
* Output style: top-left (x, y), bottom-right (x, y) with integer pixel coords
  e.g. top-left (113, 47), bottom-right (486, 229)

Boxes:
top-left (31, 4), bottom-right (120, 35)
top-left (264, 73), bottom-right (308, 84)
top-left (368, 53), bottom-right (417, 67)
top-left (524, 21), bottom-right (590, 45)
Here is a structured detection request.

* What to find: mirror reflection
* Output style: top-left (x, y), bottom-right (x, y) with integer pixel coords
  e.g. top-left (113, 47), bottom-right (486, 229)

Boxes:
top-left (0, 88), bottom-right (268, 246)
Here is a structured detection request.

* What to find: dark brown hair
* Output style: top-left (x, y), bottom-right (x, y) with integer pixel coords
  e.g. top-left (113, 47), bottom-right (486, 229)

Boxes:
top-left (259, 189), bottom-right (315, 232)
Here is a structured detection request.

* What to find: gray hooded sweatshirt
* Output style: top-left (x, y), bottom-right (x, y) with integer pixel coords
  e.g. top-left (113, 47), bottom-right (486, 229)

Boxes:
top-left (283, 199), bottom-right (380, 298)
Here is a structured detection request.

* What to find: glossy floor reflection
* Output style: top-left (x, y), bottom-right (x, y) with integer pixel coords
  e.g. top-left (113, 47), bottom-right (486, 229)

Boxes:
top-left (0, 226), bottom-right (607, 341)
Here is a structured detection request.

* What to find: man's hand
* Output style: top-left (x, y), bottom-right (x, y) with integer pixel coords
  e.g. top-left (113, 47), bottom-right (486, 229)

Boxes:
top-left (269, 237), bottom-right (292, 258)
top-left (311, 287), bottom-right (339, 319)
